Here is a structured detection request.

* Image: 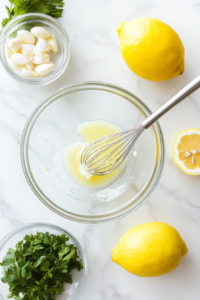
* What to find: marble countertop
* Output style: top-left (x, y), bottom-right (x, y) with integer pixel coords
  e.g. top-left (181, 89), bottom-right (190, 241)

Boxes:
top-left (0, 0), bottom-right (200, 299)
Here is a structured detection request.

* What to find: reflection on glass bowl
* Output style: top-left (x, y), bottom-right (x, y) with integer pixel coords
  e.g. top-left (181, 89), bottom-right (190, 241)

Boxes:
top-left (21, 82), bottom-right (165, 223)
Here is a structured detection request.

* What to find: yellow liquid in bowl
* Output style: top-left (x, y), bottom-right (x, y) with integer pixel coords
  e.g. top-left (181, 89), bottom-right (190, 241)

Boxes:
top-left (65, 120), bottom-right (123, 188)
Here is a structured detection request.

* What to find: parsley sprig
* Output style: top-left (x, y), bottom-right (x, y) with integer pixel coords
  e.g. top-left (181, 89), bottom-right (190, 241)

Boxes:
top-left (0, 232), bottom-right (83, 300)
top-left (2, 0), bottom-right (65, 30)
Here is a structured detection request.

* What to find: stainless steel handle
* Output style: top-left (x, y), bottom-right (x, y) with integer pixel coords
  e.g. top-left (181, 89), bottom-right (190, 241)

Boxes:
top-left (142, 75), bottom-right (200, 129)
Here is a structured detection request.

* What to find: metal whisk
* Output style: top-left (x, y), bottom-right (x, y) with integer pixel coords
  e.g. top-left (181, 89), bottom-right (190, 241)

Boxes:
top-left (80, 76), bottom-right (200, 176)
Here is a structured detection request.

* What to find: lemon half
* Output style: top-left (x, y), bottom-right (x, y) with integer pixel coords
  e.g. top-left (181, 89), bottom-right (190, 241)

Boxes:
top-left (173, 128), bottom-right (200, 175)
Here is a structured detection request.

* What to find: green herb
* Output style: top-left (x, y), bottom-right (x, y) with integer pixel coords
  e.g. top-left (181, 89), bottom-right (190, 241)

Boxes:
top-left (0, 232), bottom-right (83, 300)
top-left (1, 0), bottom-right (65, 30)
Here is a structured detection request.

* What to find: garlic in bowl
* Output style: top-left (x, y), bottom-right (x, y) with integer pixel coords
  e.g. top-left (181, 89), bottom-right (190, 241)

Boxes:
top-left (18, 29), bottom-right (35, 44)
top-left (0, 13), bottom-right (70, 85)
top-left (7, 27), bottom-right (56, 78)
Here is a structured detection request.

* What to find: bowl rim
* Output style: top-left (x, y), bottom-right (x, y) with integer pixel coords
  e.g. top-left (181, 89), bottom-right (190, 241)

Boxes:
top-left (0, 222), bottom-right (88, 300)
top-left (21, 81), bottom-right (165, 223)
top-left (0, 13), bottom-right (70, 86)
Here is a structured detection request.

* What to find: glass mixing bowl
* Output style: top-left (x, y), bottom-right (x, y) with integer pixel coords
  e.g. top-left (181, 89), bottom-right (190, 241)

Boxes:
top-left (0, 13), bottom-right (70, 85)
top-left (0, 223), bottom-right (87, 300)
top-left (21, 82), bottom-right (165, 223)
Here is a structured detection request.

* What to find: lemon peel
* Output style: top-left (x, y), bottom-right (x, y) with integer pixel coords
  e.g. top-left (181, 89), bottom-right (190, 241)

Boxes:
top-left (112, 222), bottom-right (187, 277)
top-left (117, 18), bottom-right (185, 81)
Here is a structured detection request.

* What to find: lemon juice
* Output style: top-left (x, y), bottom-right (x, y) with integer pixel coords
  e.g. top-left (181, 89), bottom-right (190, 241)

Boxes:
top-left (64, 120), bottom-right (124, 188)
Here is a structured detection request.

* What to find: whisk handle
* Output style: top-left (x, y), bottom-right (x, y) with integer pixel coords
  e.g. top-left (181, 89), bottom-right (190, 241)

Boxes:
top-left (142, 75), bottom-right (200, 129)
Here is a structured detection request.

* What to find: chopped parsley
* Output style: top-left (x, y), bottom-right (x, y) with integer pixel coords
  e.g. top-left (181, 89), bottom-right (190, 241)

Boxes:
top-left (0, 232), bottom-right (83, 300)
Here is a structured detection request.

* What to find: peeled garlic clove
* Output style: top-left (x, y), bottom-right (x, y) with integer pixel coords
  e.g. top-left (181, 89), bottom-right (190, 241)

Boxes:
top-left (8, 59), bottom-right (23, 72)
top-left (6, 46), bottom-right (13, 59)
top-left (21, 44), bottom-right (36, 55)
top-left (25, 63), bottom-right (35, 70)
top-left (33, 51), bottom-right (50, 64)
top-left (31, 27), bottom-right (52, 39)
top-left (17, 30), bottom-right (35, 45)
top-left (21, 67), bottom-right (40, 78)
top-left (36, 38), bottom-right (50, 52)
top-left (7, 37), bottom-right (22, 53)
top-left (47, 36), bottom-right (58, 53)
top-left (35, 63), bottom-right (55, 76)
top-left (24, 54), bottom-right (34, 63)
top-left (11, 53), bottom-right (28, 65)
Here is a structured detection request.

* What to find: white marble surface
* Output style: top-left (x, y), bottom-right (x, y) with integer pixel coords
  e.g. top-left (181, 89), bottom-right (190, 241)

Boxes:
top-left (0, 0), bottom-right (200, 299)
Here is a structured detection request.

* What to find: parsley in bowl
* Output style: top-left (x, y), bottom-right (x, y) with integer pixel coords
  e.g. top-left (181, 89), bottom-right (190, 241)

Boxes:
top-left (0, 223), bottom-right (87, 300)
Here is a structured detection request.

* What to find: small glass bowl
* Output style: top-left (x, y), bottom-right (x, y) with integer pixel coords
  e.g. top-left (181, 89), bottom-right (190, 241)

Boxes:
top-left (0, 13), bottom-right (70, 85)
top-left (0, 223), bottom-right (87, 300)
top-left (21, 82), bottom-right (165, 223)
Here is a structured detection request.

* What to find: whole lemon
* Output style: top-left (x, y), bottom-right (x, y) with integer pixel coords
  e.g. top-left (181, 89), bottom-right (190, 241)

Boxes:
top-left (117, 18), bottom-right (185, 81)
top-left (111, 222), bottom-right (188, 277)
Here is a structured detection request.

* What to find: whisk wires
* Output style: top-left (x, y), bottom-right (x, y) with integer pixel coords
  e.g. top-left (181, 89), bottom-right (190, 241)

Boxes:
top-left (80, 124), bottom-right (144, 176)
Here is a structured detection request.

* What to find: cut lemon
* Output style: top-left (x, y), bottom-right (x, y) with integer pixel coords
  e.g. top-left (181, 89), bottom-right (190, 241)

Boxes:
top-left (173, 129), bottom-right (200, 175)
